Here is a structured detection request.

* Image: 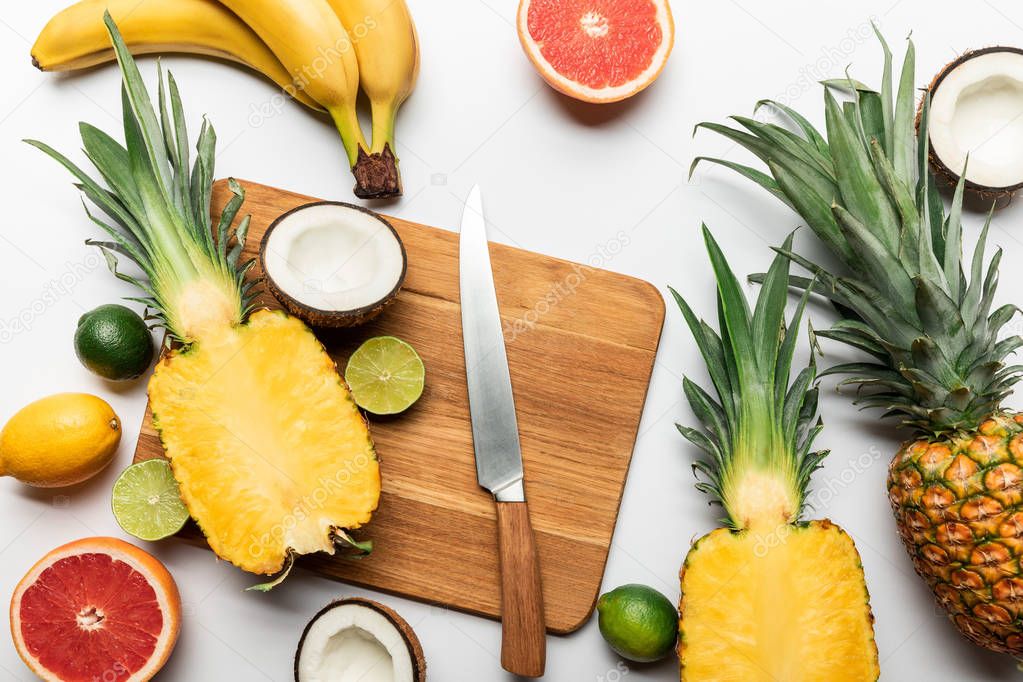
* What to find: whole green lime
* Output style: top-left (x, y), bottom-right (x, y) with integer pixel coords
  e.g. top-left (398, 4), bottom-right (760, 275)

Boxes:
top-left (74, 304), bottom-right (154, 381)
top-left (596, 584), bottom-right (678, 663)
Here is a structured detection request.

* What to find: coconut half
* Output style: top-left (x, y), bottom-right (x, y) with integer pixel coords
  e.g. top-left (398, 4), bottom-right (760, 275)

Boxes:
top-left (924, 46), bottom-right (1023, 199)
top-left (295, 598), bottom-right (426, 682)
top-left (261, 202), bottom-right (407, 328)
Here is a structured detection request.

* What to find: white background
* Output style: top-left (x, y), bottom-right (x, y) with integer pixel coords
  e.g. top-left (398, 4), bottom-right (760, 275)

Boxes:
top-left (3, 0), bottom-right (1023, 680)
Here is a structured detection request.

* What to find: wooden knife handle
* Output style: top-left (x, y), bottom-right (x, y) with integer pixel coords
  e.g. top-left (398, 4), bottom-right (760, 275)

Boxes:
top-left (496, 501), bottom-right (546, 677)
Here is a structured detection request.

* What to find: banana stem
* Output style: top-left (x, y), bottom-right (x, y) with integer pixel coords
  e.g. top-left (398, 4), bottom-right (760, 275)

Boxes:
top-left (328, 105), bottom-right (368, 168)
top-left (345, 97), bottom-right (403, 198)
top-left (369, 99), bottom-right (398, 156)
top-left (351, 144), bottom-right (401, 199)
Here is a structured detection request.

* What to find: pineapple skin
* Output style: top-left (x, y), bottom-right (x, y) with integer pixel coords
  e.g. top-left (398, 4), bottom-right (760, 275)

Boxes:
top-left (889, 412), bottom-right (1023, 654)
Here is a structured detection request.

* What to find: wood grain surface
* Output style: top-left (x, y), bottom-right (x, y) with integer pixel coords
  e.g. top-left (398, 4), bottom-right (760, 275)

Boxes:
top-left (133, 179), bottom-right (665, 634)
top-left (496, 501), bottom-right (546, 676)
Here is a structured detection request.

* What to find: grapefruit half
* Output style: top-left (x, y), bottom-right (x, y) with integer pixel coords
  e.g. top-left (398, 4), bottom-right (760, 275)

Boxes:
top-left (517, 0), bottom-right (675, 103)
top-left (10, 537), bottom-right (181, 682)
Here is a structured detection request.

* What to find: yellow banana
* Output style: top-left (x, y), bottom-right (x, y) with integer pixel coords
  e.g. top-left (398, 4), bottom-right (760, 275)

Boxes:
top-left (327, 0), bottom-right (419, 153)
top-left (215, 0), bottom-right (370, 187)
top-left (327, 0), bottom-right (419, 198)
top-left (31, 0), bottom-right (323, 111)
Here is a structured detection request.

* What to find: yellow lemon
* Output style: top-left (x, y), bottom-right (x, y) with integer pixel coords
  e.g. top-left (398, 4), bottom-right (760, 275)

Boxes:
top-left (0, 393), bottom-right (121, 487)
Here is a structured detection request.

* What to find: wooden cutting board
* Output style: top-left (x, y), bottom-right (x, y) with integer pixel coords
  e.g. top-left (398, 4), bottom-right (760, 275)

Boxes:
top-left (134, 179), bottom-right (665, 634)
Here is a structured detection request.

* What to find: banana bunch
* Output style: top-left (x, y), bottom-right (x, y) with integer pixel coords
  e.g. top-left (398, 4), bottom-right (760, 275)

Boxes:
top-left (32, 0), bottom-right (419, 198)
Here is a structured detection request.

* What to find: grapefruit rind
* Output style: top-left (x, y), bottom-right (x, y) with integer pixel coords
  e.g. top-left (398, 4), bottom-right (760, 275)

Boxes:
top-left (516, 0), bottom-right (675, 103)
top-left (9, 537), bottom-right (181, 682)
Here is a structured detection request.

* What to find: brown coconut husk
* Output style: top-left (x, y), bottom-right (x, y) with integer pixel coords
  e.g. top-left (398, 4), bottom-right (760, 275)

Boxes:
top-left (916, 46), bottom-right (1023, 210)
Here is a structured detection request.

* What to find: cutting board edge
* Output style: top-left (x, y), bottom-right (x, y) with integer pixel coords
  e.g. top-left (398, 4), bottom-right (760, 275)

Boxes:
top-left (570, 304), bottom-right (666, 630)
top-left (165, 523), bottom-right (595, 635)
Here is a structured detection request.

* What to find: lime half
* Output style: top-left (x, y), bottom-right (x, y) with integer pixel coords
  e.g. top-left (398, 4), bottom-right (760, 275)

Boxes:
top-left (345, 336), bottom-right (425, 415)
top-left (112, 459), bottom-right (189, 542)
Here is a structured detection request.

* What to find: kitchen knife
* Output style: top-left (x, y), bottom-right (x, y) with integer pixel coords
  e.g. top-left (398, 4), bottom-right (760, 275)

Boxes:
top-left (459, 184), bottom-right (546, 677)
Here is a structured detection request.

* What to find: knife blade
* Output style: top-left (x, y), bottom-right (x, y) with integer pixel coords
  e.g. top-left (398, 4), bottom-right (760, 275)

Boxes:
top-left (459, 185), bottom-right (526, 503)
top-left (459, 184), bottom-right (546, 677)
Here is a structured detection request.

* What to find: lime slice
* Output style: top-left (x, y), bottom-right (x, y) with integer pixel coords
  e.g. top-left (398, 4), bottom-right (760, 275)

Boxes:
top-left (345, 336), bottom-right (425, 415)
top-left (112, 459), bottom-right (189, 542)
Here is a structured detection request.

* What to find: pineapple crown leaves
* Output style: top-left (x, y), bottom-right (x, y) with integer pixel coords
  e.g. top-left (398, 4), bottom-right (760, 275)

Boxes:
top-left (23, 13), bottom-right (259, 343)
top-left (691, 26), bottom-right (1023, 435)
top-left (671, 226), bottom-right (826, 529)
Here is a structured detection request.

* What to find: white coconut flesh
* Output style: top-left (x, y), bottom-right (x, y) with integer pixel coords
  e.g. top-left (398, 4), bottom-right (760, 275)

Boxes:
top-left (297, 603), bottom-right (415, 682)
top-left (264, 204), bottom-right (404, 313)
top-left (929, 50), bottom-right (1023, 189)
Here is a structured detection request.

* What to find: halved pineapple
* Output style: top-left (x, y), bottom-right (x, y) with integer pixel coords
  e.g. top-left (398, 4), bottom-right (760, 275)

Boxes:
top-left (150, 310), bottom-right (379, 575)
top-left (29, 16), bottom-right (382, 580)
top-left (680, 522), bottom-right (877, 681)
top-left (671, 229), bottom-right (879, 680)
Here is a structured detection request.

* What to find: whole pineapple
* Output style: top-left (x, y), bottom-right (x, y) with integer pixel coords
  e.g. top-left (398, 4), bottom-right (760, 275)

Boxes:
top-left (694, 29), bottom-right (1023, 654)
top-left (891, 414), bottom-right (1023, 652)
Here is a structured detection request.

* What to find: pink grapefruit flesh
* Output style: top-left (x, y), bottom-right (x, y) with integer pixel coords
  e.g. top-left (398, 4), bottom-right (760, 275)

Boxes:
top-left (10, 537), bottom-right (181, 682)
top-left (518, 0), bottom-right (674, 103)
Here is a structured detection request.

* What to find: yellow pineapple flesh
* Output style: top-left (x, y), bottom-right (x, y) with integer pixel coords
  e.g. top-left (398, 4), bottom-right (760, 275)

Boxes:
top-left (889, 413), bottom-right (1023, 654)
top-left (150, 310), bottom-right (380, 575)
top-left (680, 521), bottom-right (877, 681)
